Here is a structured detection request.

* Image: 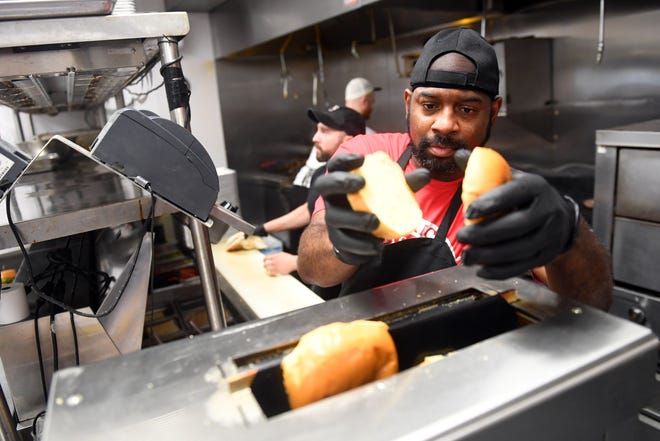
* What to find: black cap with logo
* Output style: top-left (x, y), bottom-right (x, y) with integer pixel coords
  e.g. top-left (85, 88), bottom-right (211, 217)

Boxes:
top-left (307, 105), bottom-right (366, 136)
top-left (410, 27), bottom-right (499, 99)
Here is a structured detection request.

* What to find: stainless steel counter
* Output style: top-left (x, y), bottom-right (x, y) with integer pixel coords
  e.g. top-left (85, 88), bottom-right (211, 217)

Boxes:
top-left (0, 140), bottom-right (177, 249)
top-left (42, 265), bottom-right (657, 441)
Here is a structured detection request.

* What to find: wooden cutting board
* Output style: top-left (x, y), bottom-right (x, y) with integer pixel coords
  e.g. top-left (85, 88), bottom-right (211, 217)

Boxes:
top-left (212, 238), bottom-right (323, 319)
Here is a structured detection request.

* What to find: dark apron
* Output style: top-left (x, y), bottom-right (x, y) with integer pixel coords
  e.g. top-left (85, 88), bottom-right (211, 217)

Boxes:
top-left (339, 146), bottom-right (462, 296)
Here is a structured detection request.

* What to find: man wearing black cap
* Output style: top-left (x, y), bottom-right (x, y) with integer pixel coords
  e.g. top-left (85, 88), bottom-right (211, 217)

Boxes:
top-left (254, 105), bottom-right (365, 281)
top-left (297, 27), bottom-right (612, 309)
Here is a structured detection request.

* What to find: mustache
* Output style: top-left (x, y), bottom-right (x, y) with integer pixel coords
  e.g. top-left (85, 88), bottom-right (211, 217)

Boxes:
top-left (416, 134), bottom-right (468, 151)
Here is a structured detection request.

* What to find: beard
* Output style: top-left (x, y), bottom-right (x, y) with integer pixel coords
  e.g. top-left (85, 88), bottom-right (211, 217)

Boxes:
top-left (315, 147), bottom-right (331, 163)
top-left (411, 133), bottom-right (468, 175)
top-left (407, 111), bottom-right (493, 177)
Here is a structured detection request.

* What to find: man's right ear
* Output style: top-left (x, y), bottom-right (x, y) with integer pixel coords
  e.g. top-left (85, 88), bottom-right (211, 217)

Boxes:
top-left (404, 88), bottom-right (413, 117)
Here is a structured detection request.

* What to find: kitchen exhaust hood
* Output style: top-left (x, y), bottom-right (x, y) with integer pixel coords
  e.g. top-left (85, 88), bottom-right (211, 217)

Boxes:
top-left (0, 11), bottom-right (189, 114)
top-left (207, 0), bottom-right (552, 60)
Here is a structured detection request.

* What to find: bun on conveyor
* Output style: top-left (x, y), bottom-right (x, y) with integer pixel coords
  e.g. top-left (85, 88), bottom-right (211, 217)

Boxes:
top-left (461, 146), bottom-right (512, 224)
top-left (281, 320), bottom-right (398, 409)
top-left (346, 151), bottom-right (422, 240)
top-left (225, 231), bottom-right (267, 252)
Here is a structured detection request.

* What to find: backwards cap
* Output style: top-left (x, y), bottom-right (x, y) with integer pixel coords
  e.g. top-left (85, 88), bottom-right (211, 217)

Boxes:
top-left (345, 77), bottom-right (382, 101)
top-left (307, 105), bottom-right (366, 136)
top-left (410, 27), bottom-right (499, 99)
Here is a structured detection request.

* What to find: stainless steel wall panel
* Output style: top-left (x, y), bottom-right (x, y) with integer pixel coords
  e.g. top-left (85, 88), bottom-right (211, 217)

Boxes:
top-left (612, 217), bottom-right (660, 292)
top-left (592, 145), bottom-right (617, 249)
top-left (497, 38), bottom-right (554, 141)
top-left (616, 149), bottom-right (660, 222)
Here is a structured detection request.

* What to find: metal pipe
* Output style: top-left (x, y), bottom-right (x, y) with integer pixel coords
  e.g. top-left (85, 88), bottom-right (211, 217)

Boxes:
top-left (114, 90), bottom-right (125, 110)
top-left (314, 25), bottom-right (327, 107)
top-left (481, 0), bottom-right (487, 37)
top-left (0, 386), bottom-right (19, 441)
top-left (279, 33), bottom-right (293, 99)
top-left (158, 37), bottom-right (226, 330)
top-left (13, 110), bottom-right (25, 143)
top-left (369, 7), bottom-right (376, 43)
top-left (312, 72), bottom-right (318, 107)
top-left (386, 10), bottom-right (403, 78)
top-left (596, 0), bottom-right (605, 64)
top-left (28, 75), bottom-right (57, 115)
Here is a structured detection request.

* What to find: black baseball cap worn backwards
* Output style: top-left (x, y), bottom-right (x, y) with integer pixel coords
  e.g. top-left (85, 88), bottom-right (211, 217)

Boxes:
top-left (307, 105), bottom-right (366, 136)
top-left (410, 27), bottom-right (500, 99)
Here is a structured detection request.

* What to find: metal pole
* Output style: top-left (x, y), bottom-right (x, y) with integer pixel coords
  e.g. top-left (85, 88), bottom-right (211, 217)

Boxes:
top-left (114, 90), bottom-right (125, 110)
top-left (0, 386), bottom-right (19, 441)
top-left (158, 36), bottom-right (226, 330)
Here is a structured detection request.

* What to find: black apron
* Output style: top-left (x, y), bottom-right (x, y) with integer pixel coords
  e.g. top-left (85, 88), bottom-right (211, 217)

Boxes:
top-left (339, 146), bottom-right (462, 296)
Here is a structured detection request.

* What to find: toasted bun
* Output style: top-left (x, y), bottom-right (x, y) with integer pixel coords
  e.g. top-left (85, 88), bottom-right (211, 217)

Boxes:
top-left (281, 320), bottom-right (398, 409)
top-left (461, 147), bottom-right (512, 225)
top-left (225, 231), bottom-right (266, 252)
top-left (346, 151), bottom-right (422, 239)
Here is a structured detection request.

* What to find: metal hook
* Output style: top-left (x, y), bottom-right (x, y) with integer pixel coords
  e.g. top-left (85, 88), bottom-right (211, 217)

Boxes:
top-left (351, 40), bottom-right (360, 59)
top-left (387, 9), bottom-right (403, 78)
top-left (279, 33), bottom-right (294, 99)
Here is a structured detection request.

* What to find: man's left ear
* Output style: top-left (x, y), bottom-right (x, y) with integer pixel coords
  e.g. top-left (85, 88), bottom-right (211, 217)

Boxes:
top-left (491, 96), bottom-right (503, 122)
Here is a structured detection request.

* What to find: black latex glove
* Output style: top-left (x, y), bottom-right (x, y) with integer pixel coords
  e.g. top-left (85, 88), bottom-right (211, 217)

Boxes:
top-left (314, 153), bottom-right (430, 265)
top-left (457, 171), bottom-right (580, 279)
top-left (252, 223), bottom-right (267, 237)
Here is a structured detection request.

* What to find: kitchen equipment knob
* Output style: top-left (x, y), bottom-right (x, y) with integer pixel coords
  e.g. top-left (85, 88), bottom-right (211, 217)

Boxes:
top-left (220, 200), bottom-right (238, 213)
top-left (628, 307), bottom-right (646, 324)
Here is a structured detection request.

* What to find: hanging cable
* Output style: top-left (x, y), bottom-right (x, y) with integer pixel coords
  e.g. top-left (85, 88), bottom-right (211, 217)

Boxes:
top-left (6, 190), bottom-right (154, 319)
top-left (147, 186), bottom-right (156, 343)
top-left (33, 301), bottom-right (48, 404)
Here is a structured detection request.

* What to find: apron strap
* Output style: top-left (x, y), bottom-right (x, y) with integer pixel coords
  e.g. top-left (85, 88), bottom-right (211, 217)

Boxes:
top-left (436, 184), bottom-right (462, 240)
top-left (397, 145), bottom-right (413, 168)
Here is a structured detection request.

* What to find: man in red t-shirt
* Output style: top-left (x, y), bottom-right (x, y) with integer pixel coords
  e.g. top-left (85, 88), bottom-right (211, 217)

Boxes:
top-left (298, 27), bottom-right (612, 310)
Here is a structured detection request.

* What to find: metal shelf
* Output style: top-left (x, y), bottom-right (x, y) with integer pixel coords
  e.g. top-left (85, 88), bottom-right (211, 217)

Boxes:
top-left (0, 149), bottom-right (178, 249)
top-left (0, 12), bottom-right (189, 114)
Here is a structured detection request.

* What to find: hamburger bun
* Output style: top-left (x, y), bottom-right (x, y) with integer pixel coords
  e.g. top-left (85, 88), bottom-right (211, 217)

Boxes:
top-left (461, 147), bottom-right (512, 224)
top-left (346, 151), bottom-right (422, 239)
top-left (281, 320), bottom-right (398, 409)
top-left (225, 231), bottom-right (267, 252)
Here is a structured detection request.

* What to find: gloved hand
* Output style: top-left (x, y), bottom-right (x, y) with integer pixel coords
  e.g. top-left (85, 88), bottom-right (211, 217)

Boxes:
top-left (252, 223), bottom-right (268, 237)
top-left (457, 171), bottom-right (580, 279)
top-left (313, 153), bottom-right (430, 265)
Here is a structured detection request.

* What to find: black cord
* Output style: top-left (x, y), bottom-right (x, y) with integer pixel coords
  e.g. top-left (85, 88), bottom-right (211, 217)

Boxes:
top-left (50, 311), bottom-right (58, 372)
top-left (159, 55), bottom-right (183, 75)
top-left (6, 190), bottom-right (155, 319)
top-left (126, 80), bottom-right (165, 98)
top-left (147, 187), bottom-right (156, 343)
top-left (33, 301), bottom-right (48, 404)
top-left (69, 310), bottom-right (79, 366)
top-left (67, 236), bottom-right (85, 366)
top-left (37, 249), bottom-right (114, 303)
top-left (31, 409), bottom-right (46, 437)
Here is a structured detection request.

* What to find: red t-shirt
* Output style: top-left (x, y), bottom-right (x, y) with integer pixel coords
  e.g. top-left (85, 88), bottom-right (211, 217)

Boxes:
top-left (313, 132), bottom-right (466, 264)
